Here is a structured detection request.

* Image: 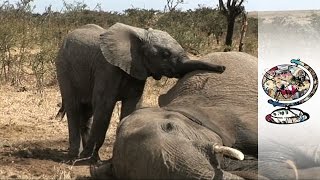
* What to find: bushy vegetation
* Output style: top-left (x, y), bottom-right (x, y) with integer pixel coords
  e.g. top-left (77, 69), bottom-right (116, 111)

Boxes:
top-left (0, 0), bottom-right (258, 92)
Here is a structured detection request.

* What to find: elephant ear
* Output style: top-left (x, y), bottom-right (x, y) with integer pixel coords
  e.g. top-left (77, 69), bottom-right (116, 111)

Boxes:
top-left (100, 23), bottom-right (148, 80)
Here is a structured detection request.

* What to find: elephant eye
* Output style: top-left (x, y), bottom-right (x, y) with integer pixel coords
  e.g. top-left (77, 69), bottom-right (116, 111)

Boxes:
top-left (161, 122), bottom-right (175, 132)
top-left (163, 50), bottom-right (171, 58)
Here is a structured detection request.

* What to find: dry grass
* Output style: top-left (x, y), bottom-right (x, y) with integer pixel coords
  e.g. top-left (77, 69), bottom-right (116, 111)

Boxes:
top-left (0, 82), bottom-right (118, 179)
top-left (0, 85), bottom-right (86, 179)
top-left (0, 74), bottom-right (176, 179)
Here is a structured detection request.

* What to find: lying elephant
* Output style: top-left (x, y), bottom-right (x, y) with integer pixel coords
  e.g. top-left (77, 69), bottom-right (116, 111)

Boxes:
top-left (55, 23), bottom-right (225, 160)
top-left (259, 139), bottom-right (320, 179)
top-left (91, 52), bottom-right (259, 179)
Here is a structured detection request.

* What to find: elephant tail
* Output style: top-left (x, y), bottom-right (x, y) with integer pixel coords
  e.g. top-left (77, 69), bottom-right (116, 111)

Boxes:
top-left (55, 101), bottom-right (66, 121)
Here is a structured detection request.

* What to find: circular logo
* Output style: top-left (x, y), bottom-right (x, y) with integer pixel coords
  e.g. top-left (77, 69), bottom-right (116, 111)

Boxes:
top-left (262, 64), bottom-right (310, 102)
top-left (262, 59), bottom-right (318, 124)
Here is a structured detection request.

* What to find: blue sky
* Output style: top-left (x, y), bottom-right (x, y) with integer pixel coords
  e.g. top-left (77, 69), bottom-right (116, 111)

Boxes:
top-left (4, 0), bottom-right (320, 13)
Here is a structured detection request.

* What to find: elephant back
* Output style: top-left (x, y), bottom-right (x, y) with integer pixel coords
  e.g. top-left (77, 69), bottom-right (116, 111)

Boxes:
top-left (64, 24), bottom-right (106, 48)
top-left (159, 52), bottom-right (257, 108)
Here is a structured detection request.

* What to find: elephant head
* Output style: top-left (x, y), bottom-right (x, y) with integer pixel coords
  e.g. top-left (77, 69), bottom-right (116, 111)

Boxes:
top-left (92, 107), bottom-right (246, 179)
top-left (100, 23), bottom-right (225, 80)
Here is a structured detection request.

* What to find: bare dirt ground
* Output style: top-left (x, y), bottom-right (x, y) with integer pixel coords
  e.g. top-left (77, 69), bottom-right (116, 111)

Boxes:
top-left (0, 85), bottom-right (96, 179)
top-left (0, 75), bottom-right (177, 179)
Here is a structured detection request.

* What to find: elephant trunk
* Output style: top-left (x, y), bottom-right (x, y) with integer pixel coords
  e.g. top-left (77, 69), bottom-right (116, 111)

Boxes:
top-left (90, 161), bottom-right (114, 179)
top-left (177, 59), bottom-right (226, 77)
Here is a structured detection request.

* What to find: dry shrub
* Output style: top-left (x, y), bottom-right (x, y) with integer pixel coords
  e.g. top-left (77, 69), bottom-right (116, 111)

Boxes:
top-left (0, 0), bottom-right (258, 94)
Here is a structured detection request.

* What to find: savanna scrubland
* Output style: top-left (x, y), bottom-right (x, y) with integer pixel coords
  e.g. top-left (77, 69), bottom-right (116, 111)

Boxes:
top-left (9, 0), bottom-right (320, 179)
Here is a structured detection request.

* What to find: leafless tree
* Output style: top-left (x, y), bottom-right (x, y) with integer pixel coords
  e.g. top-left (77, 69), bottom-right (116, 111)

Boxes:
top-left (219, 0), bottom-right (245, 50)
top-left (164, 0), bottom-right (184, 12)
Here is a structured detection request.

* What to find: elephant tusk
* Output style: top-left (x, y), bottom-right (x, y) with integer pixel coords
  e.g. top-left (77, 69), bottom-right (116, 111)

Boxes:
top-left (285, 160), bottom-right (298, 180)
top-left (213, 144), bottom-right (245, 160)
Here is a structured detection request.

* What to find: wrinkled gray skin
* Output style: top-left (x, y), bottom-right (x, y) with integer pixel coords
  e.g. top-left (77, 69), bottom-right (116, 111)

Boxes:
top-left (55, 23), bottom-right (225, 160)
top-left (91, 52), bottom-right (259, 179)
top-left (259, 140), bottom-right (320, 179)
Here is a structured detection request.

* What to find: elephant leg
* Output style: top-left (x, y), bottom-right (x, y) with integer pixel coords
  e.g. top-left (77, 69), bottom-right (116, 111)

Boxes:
top-left (80, 103), bottom-right (93, 149)
top-left (57, 65), bottom-right (82, 158)
top-left (80, 117), bottom-right (93, 149)
top-left (80, 99), bottom-right (117, 161)
top-left (65, 100), bottom-right (81, 158)
top-left (79, 81), bottom-right (119, 161)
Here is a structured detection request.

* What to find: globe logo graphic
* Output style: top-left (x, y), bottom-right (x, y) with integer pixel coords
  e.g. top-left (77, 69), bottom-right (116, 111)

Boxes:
top-left (262, 59), bottom-right (318, 124)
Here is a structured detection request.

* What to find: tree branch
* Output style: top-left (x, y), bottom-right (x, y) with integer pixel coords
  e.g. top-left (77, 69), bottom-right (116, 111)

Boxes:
top-left (231, 0), bottom-right (237, 7)
top-left (227, 0), bottom-right (232, 9)
top-left (219, 0), bottom-right (227, 14)
top-left (235, 5), bottom-right (244, 16)
top-left (237, 0), bottom-right (244, 7)
top-left (166, 0), bottom-right (183, 12)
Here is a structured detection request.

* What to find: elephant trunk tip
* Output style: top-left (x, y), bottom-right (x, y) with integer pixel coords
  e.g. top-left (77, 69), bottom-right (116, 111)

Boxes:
top-left (90, 162), bottom-right (114, 179)
top-left (218, 65), bottom-right (226, 74)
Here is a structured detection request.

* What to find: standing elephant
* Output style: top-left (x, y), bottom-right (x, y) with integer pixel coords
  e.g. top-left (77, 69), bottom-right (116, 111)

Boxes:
top-left (91, 52), bottom-right (259, 179)
top-left (55, 23), bottom-right (226, 160)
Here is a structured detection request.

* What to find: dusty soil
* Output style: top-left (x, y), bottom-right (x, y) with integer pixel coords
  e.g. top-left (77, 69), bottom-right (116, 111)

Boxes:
top-left (0, 85), bottom-right (102, 179)
top-left (0, 76), bottom-right (176, 179)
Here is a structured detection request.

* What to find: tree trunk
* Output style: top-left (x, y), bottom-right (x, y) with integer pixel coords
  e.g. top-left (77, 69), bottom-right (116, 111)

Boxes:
top-left (239, 13), bottom-right (248, 52)
top-left (225, 16), bottom-right (236, 47)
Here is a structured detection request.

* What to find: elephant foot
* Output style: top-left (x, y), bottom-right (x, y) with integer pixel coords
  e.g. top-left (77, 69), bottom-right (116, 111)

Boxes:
top-left (67, 148), bottom-right (80, 159)
top-left (90, 160), bottom-right (114, 179)
top-left (72, 154), bottom-right (101, 166)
